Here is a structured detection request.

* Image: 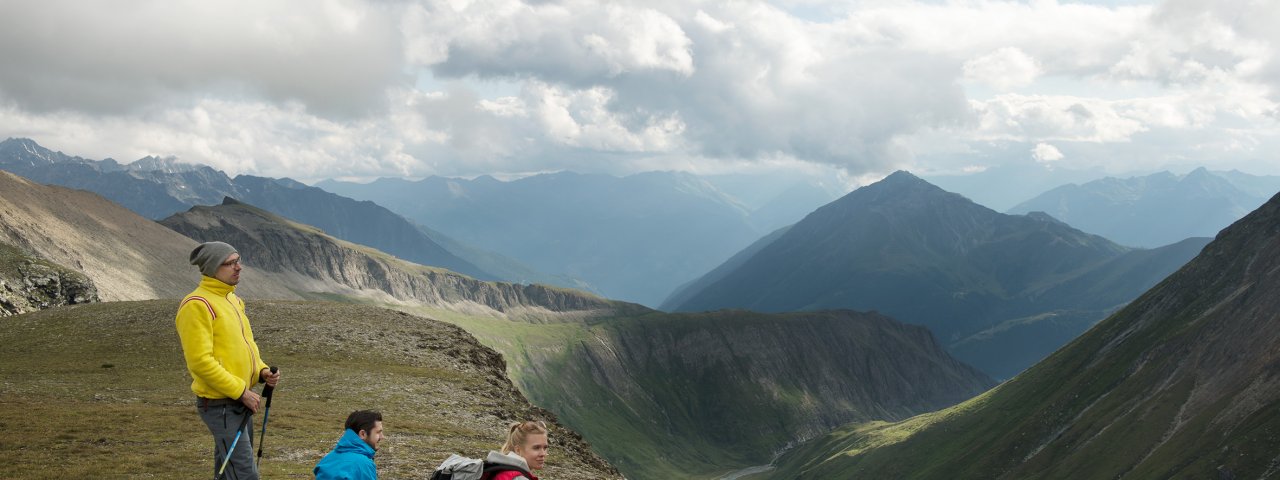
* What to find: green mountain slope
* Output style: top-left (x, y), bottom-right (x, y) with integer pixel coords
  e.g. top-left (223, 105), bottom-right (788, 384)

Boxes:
top-left (760, 190), bottom-right (1280, 479)
top-left (0, 300), bottom-right (619, 479)
top-left (509, 309), bottom-right (993, 478)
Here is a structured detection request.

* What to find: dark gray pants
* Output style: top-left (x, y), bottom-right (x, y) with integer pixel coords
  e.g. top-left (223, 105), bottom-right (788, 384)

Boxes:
top-left (197, 398), bottom-right (258, 480)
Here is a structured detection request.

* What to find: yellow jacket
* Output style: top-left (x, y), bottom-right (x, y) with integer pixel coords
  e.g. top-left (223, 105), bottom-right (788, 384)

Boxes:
top-left (175, 276), bottom-right (269, 399)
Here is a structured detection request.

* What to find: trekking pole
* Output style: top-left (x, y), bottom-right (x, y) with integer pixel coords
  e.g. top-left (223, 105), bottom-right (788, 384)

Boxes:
top-left (215, 414), bottom-right (254, 480)
top-left (256, 366), bottom-right (279, 462)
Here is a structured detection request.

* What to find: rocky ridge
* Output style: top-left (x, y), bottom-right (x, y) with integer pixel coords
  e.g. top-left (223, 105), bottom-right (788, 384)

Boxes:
top-left (161, 198), bottom-right (633, 320)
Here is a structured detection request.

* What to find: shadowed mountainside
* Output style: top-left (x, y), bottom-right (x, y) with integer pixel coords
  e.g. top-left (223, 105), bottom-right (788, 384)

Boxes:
top-left (514, 309), bottom-right (994, 478)
top-left (759, 190), bottom-right (1280, 479)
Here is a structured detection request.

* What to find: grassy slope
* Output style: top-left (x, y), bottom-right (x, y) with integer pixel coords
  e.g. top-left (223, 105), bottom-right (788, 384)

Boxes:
top-left (407, 306), bottom-right (774, 479)
top-left (0, 300), bottom-right (618, 479)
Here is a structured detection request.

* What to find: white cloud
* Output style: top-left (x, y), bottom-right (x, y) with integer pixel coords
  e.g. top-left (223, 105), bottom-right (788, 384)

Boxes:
top-left (1, 0), bottom-right (1279, 180)
top-left (0, 0), bottom-right (404, 118)
top-left (1031, 142), bottom-right (1064, 164)
top-left (964, 47), bottom-right (1042, 91)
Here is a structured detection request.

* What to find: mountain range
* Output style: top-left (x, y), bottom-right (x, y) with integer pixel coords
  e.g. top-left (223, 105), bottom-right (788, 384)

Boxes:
top-left (1008, 167), bottom-right (1280, 247)
top-left (0, 169), bottom-right (299, 300)
top-left (156, 192), bottom-right (992, 478)
top-left (667, 171), bottom-right (1209, 379)
top-left (316, 171), bottom-right (837, 307)
top-left (1, 166), bottom-right (991, 479)
top-left (758, 187), bottom-right (1280, 479)
top-left (0, 137), bottom-right (527, 283)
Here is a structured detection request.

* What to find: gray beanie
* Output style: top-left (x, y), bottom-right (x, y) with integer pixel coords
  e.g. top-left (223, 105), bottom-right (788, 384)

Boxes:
top-left (190, 241), bottom-right (238, 277)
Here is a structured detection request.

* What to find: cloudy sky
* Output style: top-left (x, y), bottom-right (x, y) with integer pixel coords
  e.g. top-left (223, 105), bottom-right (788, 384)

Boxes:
top-left (0, 0), bottom-right (1277, 183)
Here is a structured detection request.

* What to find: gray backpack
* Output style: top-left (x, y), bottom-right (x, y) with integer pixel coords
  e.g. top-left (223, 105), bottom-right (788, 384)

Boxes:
top-left (430, 454), bottom-right (532, 480)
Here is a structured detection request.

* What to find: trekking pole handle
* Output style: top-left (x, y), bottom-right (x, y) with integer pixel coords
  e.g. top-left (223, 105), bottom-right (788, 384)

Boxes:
top-left (261, 366), bottom-right (278, 398)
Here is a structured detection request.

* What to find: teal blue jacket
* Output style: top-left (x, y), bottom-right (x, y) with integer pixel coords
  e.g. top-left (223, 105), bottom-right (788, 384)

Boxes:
top-left (314, 429), bottom-right (377, 479)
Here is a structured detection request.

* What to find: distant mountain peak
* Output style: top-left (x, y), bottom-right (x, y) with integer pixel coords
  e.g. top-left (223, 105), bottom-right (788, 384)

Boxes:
top-left (871, 170), bottom-right (946, 192)
top-left (0, 137), bottom-right (62, 166)
top-left (221, 196), bottom-right (243, 206)
top-left (827, 169), bottom-right (968, 212)
top-left (883, 169), bottom-right (922, 182)
top-left (1024, 211), bottom-right (1067, 225)
top-left (127, 155), bottom-right (202, 173)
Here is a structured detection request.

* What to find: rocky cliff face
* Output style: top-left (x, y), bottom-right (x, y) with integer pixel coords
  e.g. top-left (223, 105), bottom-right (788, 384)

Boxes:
top-left (161, 198), bottom-right (631, 319)
top-left (0, 242), bottom-right (98, 316)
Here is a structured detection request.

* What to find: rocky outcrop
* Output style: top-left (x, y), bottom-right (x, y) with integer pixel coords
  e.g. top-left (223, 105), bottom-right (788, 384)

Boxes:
top-left (161, 198), bottom-right (635, 319)
top-left (0, 242), bottom-right (98, 316)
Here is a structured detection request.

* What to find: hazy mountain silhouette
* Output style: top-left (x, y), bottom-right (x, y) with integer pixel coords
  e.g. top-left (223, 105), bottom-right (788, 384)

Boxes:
top-left (668, 171), bottom-right (1208, 378)
top-left (318, 171), bottom-right (769, 307)
top-left (1009, 167), bottom-right (1276, 247)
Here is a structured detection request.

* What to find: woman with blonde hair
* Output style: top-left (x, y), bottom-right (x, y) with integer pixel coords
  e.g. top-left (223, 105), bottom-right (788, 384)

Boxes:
top-left (483, 421), bottom-right (549, 480)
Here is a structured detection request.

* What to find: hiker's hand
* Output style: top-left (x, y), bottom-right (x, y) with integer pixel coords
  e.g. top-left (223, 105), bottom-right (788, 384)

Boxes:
top-left (239, 388), bottom-right (261, 413)
top-left (261, 367), bottom-right (280, 387)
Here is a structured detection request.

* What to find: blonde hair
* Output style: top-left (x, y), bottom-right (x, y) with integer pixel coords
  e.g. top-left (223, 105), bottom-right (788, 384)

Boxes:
top-left (501, 420), bottom-right (549, 455)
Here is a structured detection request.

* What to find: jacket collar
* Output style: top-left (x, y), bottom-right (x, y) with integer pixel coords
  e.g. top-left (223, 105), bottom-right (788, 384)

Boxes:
top-left (485, 451), bottom-right (531, 471)
top-left (336, 428), bottom-right (376, 459)
top-left (199, 275), bottom-right (237, 298)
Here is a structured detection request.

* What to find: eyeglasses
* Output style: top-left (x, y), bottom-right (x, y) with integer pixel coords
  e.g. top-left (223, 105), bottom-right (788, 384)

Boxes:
top-left (220, 257), bottom-right (244, 267)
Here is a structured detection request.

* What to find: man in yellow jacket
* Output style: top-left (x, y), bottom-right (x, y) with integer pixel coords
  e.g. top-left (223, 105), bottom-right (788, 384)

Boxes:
top-left (176, 241), bottom-right (281, 480)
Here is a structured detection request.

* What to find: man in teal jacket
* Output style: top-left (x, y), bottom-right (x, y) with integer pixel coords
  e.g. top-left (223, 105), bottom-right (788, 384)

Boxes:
top-left (315, 410), bottom-right (383, 479)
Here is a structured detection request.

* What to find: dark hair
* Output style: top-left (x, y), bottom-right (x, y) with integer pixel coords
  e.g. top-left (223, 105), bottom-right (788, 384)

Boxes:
top-left (345, 410), bottom-right (383, 435)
